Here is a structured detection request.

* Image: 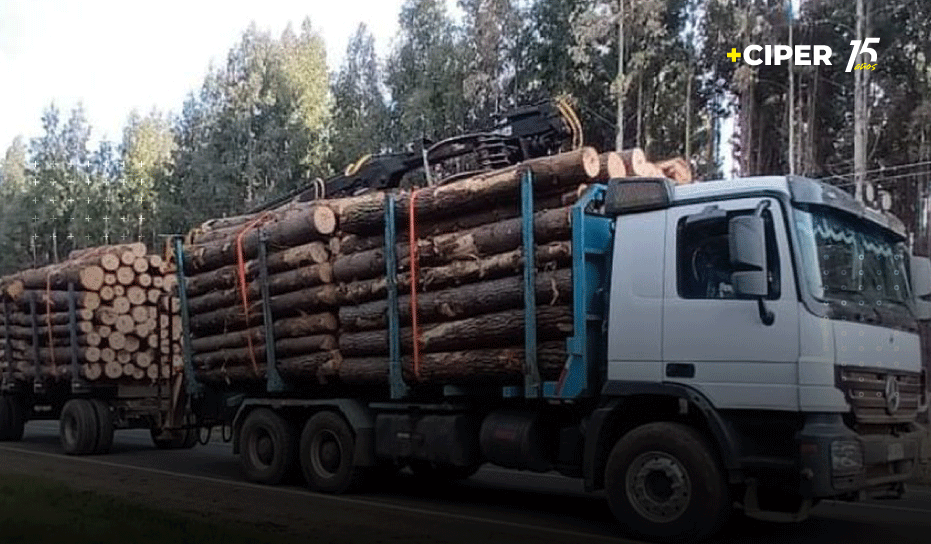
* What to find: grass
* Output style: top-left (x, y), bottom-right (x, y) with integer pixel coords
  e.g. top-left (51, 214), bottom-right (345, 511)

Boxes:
top-left (0, 473), bottom-right (302, 544)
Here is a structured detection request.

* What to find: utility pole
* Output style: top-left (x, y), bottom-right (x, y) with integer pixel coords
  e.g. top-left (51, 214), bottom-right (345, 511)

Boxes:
top-left (854, 0), bottom-right (869, 202)
top-left (616, 0), bottom-right (625, 151)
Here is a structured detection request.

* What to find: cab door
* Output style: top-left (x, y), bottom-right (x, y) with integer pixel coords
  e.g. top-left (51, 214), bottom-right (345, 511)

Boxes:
top-left (661, 197), bottom-right (800, 410)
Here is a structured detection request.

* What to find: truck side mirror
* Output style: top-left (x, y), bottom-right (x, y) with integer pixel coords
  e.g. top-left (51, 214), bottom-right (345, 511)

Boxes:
top-left (729, 215), bottom-right (768, 297)
top-left (910, 256), bottom-right (931, 298)
top-left (910, 256), bottom-right (931, 321)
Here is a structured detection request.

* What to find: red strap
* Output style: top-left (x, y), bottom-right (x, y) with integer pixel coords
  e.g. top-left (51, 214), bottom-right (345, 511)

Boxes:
top-left (234, 213), bottom-right (272, 377)
top-left (408, 190), bottom-right (421, 381)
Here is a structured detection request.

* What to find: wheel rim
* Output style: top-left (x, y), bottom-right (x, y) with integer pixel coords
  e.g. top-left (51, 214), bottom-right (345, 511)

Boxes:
top-left (249, 428), bottom-right (275, 468)
top-left (311, 429), bottom-right (342, 477)
top-left (625, 451), bottom-right (692, 523)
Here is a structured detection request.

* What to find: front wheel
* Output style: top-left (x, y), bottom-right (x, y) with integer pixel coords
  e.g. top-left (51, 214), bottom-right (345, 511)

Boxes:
top-left (605, 422), bottom-right (730, 543)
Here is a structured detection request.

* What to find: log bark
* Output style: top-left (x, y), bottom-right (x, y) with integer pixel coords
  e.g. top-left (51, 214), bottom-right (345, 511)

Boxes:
top-left (191, 313), bottom-right (340, 352)
top-left (339, 305), bottom-right (573, 356)
top-left (188, 286), bottom-right (340, 333)
top-left (331, 147), bottom-right (599, 234)
top-left (337, 241), bottom-right (572, 305)
top-left (186, 262), bottom-right (333, 315)
top-left (339, 268), bottom-right (572, 331)
top-left (192, 334), bottom-right (338, 369)
top-left (184, 206), bottom-right (336, 273)
top-left (332, 207), bottom-right (571, 283)
top-left (7, 290), bottom-right (101, 311)
top-left (338, 342), bottom-right (567, 384)
top-left (184, 241), bottom-right (329, 298)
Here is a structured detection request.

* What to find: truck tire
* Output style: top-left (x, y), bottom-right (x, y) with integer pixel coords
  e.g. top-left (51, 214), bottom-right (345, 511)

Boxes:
top-left (604, 422), bottom-right (730, 543)
top-left (300, 411), bottom-right (363, 494)
top-left (0, 396), bottom-right (25, 441)
top-left (90, 399), bottom-right (114, 454)
top-left (60, 399), bottom-right (99, 455)
top-left (239, 408), bottom-right (295, 485)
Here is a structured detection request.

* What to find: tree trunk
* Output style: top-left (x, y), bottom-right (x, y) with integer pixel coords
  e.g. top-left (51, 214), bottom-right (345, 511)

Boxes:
top-left (330, 148), bottom-right (600, 234)
top-left (186, 262), bottom-right (333, 315)
top-left (339, 305), bottom-right (573, 356)
top-left (332, 208), bottom-right (571, 283)
top-left (184, 206), bottom-right (336, 273)
top-left (338, 241), bottom-right (572, 305)
top-left (188, 287), bottom-right (340, 333)
top-left (339, 268), bottom-right (572, 331)
top-left (190, 313), bottom-right (339, 353)
top-left (184, 241), bottom-right (329, 298)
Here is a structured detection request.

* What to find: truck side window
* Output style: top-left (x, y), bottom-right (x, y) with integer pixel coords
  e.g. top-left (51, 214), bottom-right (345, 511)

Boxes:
top-left (677, 208), bottom-right (780, 300)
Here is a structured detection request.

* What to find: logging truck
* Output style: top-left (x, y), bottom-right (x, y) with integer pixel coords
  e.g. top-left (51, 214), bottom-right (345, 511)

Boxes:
top-left (2, 152), bottom-right (931, 542)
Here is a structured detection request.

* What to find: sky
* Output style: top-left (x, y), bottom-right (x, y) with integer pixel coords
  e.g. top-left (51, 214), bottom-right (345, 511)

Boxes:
top-left (0, 0), bottom-right (410, 151)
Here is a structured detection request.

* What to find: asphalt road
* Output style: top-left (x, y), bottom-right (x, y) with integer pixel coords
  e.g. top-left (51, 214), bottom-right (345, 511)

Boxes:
top-left (4, 420), bottom-right (931, 543)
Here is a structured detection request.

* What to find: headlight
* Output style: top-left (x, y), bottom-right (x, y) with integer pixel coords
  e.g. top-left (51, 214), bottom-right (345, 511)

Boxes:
top-left (831, 440), bottom-right (864, 475)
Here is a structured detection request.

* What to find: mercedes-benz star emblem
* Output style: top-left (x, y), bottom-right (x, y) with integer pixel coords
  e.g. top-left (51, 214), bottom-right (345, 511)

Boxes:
top-left (885, 376), bottom-right (901, 414)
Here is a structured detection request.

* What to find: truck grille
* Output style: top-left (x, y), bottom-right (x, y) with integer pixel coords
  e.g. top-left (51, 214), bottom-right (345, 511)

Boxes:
top-left (837, 367), bottom-right (924, 425)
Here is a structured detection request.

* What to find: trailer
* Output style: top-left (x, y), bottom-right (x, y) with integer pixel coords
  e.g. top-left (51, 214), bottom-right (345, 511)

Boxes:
top-left (167, 173), bottom-right (930, 542)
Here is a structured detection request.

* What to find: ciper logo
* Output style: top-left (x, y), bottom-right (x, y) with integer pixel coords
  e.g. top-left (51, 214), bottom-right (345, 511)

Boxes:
top-left (727, 38), bottom-right (879, 73)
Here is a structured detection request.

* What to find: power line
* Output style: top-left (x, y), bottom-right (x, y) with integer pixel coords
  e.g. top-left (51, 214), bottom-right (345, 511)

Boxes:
top-left (825, 168), bottom-right (931, 188)
top-left (817, 160), bottom-right (931, 181)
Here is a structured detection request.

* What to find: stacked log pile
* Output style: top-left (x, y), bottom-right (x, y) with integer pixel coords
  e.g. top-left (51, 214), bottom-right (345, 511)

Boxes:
top-left (0, 243), bottom-right (182, 384)
top-left (182, 147), bottom-right (614, 387)
top-left (619, 147), bottom-right (694, 185)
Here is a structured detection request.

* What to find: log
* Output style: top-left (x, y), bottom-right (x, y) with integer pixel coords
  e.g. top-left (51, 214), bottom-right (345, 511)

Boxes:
top-left (185, 262), bottom-right (333, 315)
top-left (184, 241), bottom-right (329, 298)
top-left (339, 305), bottom-right (573, 356)
top-left (113, 285), bottom-right (125, 297)
top-left (116, 266), bottom-right (135, 286)
top-left (99, 285), bottom-right (115, 302)
top-left (189, 286), bottom-right (340, 333)
top-left (332, 207), bottom-right (571, 283)
top-left (101, 254), bottom-right (120, 272)
top-left (192, 334), bottom-right (339, 369)
top-left (132, 257), bottom-right (149, 274)
top-left (108, 331), bottom-right (126, 350)
top-left (336, 241), bottom-right (572, 306)
top-left (194, 351), bottom-right (340, 383)
top-left (184, 206), bottom-right (336, 273)
top-left (104, 360), bottom-right (121, 379)
top-left (117, 350), bottom-right (131, 364)
top-left (8, 289), bottom-right (101, 312)
top-left (596, 152), bottom-right (626, 181)
top-left (657, 157), bottom-right (693, 185)
top-left (104, 273), bottom-right (116, 285)
top-left (148, 255), bottom-right (164, 269)
top-left (338, 342), bottom-right (568, 384)
top-left (619, 148), bottom-right (651, 176)
top-left (127, 286), bottom-right (146, 306)
top-left (137, 273), bottom-right (152, 287)
top-left (330, 147), bottom-right (600, 234)
top-left (190, 312), bottom-right (339, 353)
top-left (84, 362), bottom-right (102, 380)
top-left (339, 268), bottom-right (572, 331)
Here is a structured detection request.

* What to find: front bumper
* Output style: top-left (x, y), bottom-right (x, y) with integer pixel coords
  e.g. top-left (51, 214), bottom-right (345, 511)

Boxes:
top-left (796, 413), bottom-right (920, 498)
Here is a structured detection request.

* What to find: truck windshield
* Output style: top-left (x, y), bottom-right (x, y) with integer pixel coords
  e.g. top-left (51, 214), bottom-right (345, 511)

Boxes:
top-left (794, 206), bottom-right (913, 320)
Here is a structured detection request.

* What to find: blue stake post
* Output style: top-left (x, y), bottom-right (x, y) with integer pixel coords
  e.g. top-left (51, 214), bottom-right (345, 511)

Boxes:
top-left (521, 170), bottom-right (541, 398)
top-left (384, 194), bottom-right (408, 399)
top-left (173, 236), bottom-right (203, 396)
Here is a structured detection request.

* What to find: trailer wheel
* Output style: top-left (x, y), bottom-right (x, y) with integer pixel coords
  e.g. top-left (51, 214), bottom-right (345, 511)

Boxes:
top-left (60, 399), bottom-right (99, 455)
top-left (605, 422), bottom-right (730, 543)
top-left (0, 396), bottom-right (25, 441)
top-left (239, 408), bottom-right (295, 485)
top-left (300, 411), bottom-right (362, 494)
top-left (90, 400), bottom-right (114, 454)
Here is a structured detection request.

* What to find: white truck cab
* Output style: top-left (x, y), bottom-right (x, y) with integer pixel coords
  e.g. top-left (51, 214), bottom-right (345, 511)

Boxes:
top-left (601, 175), bottom-right (930, 528)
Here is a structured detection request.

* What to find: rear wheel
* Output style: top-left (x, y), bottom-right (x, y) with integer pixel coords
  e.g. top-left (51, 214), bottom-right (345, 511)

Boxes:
top-left (238, 408), bottom-right (295, 485)
top-left (89, 400), bottom-right (114, 454)
top-left (299, 411), bottom-right (362, 494)
top-left (60, 399), bottom-right (98, 455)
top-left (0, 396), bottom-right (25, 441)
top-left (605, 422), bottom-right (730, 543)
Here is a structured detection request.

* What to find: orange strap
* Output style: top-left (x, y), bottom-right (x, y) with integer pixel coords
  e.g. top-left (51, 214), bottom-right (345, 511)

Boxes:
top-left (45, 274), bottom-right (56, 376)
top-left (408, 190), bottom-right (421, 381)
top-left (234, 213), bottom-right (272, 377)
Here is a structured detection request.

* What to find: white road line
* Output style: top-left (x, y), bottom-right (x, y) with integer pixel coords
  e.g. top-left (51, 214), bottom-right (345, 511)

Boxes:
top-left (0, 445), bottom-right (630, 543)
top-left (821, 500), bottom-right (931, 514)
